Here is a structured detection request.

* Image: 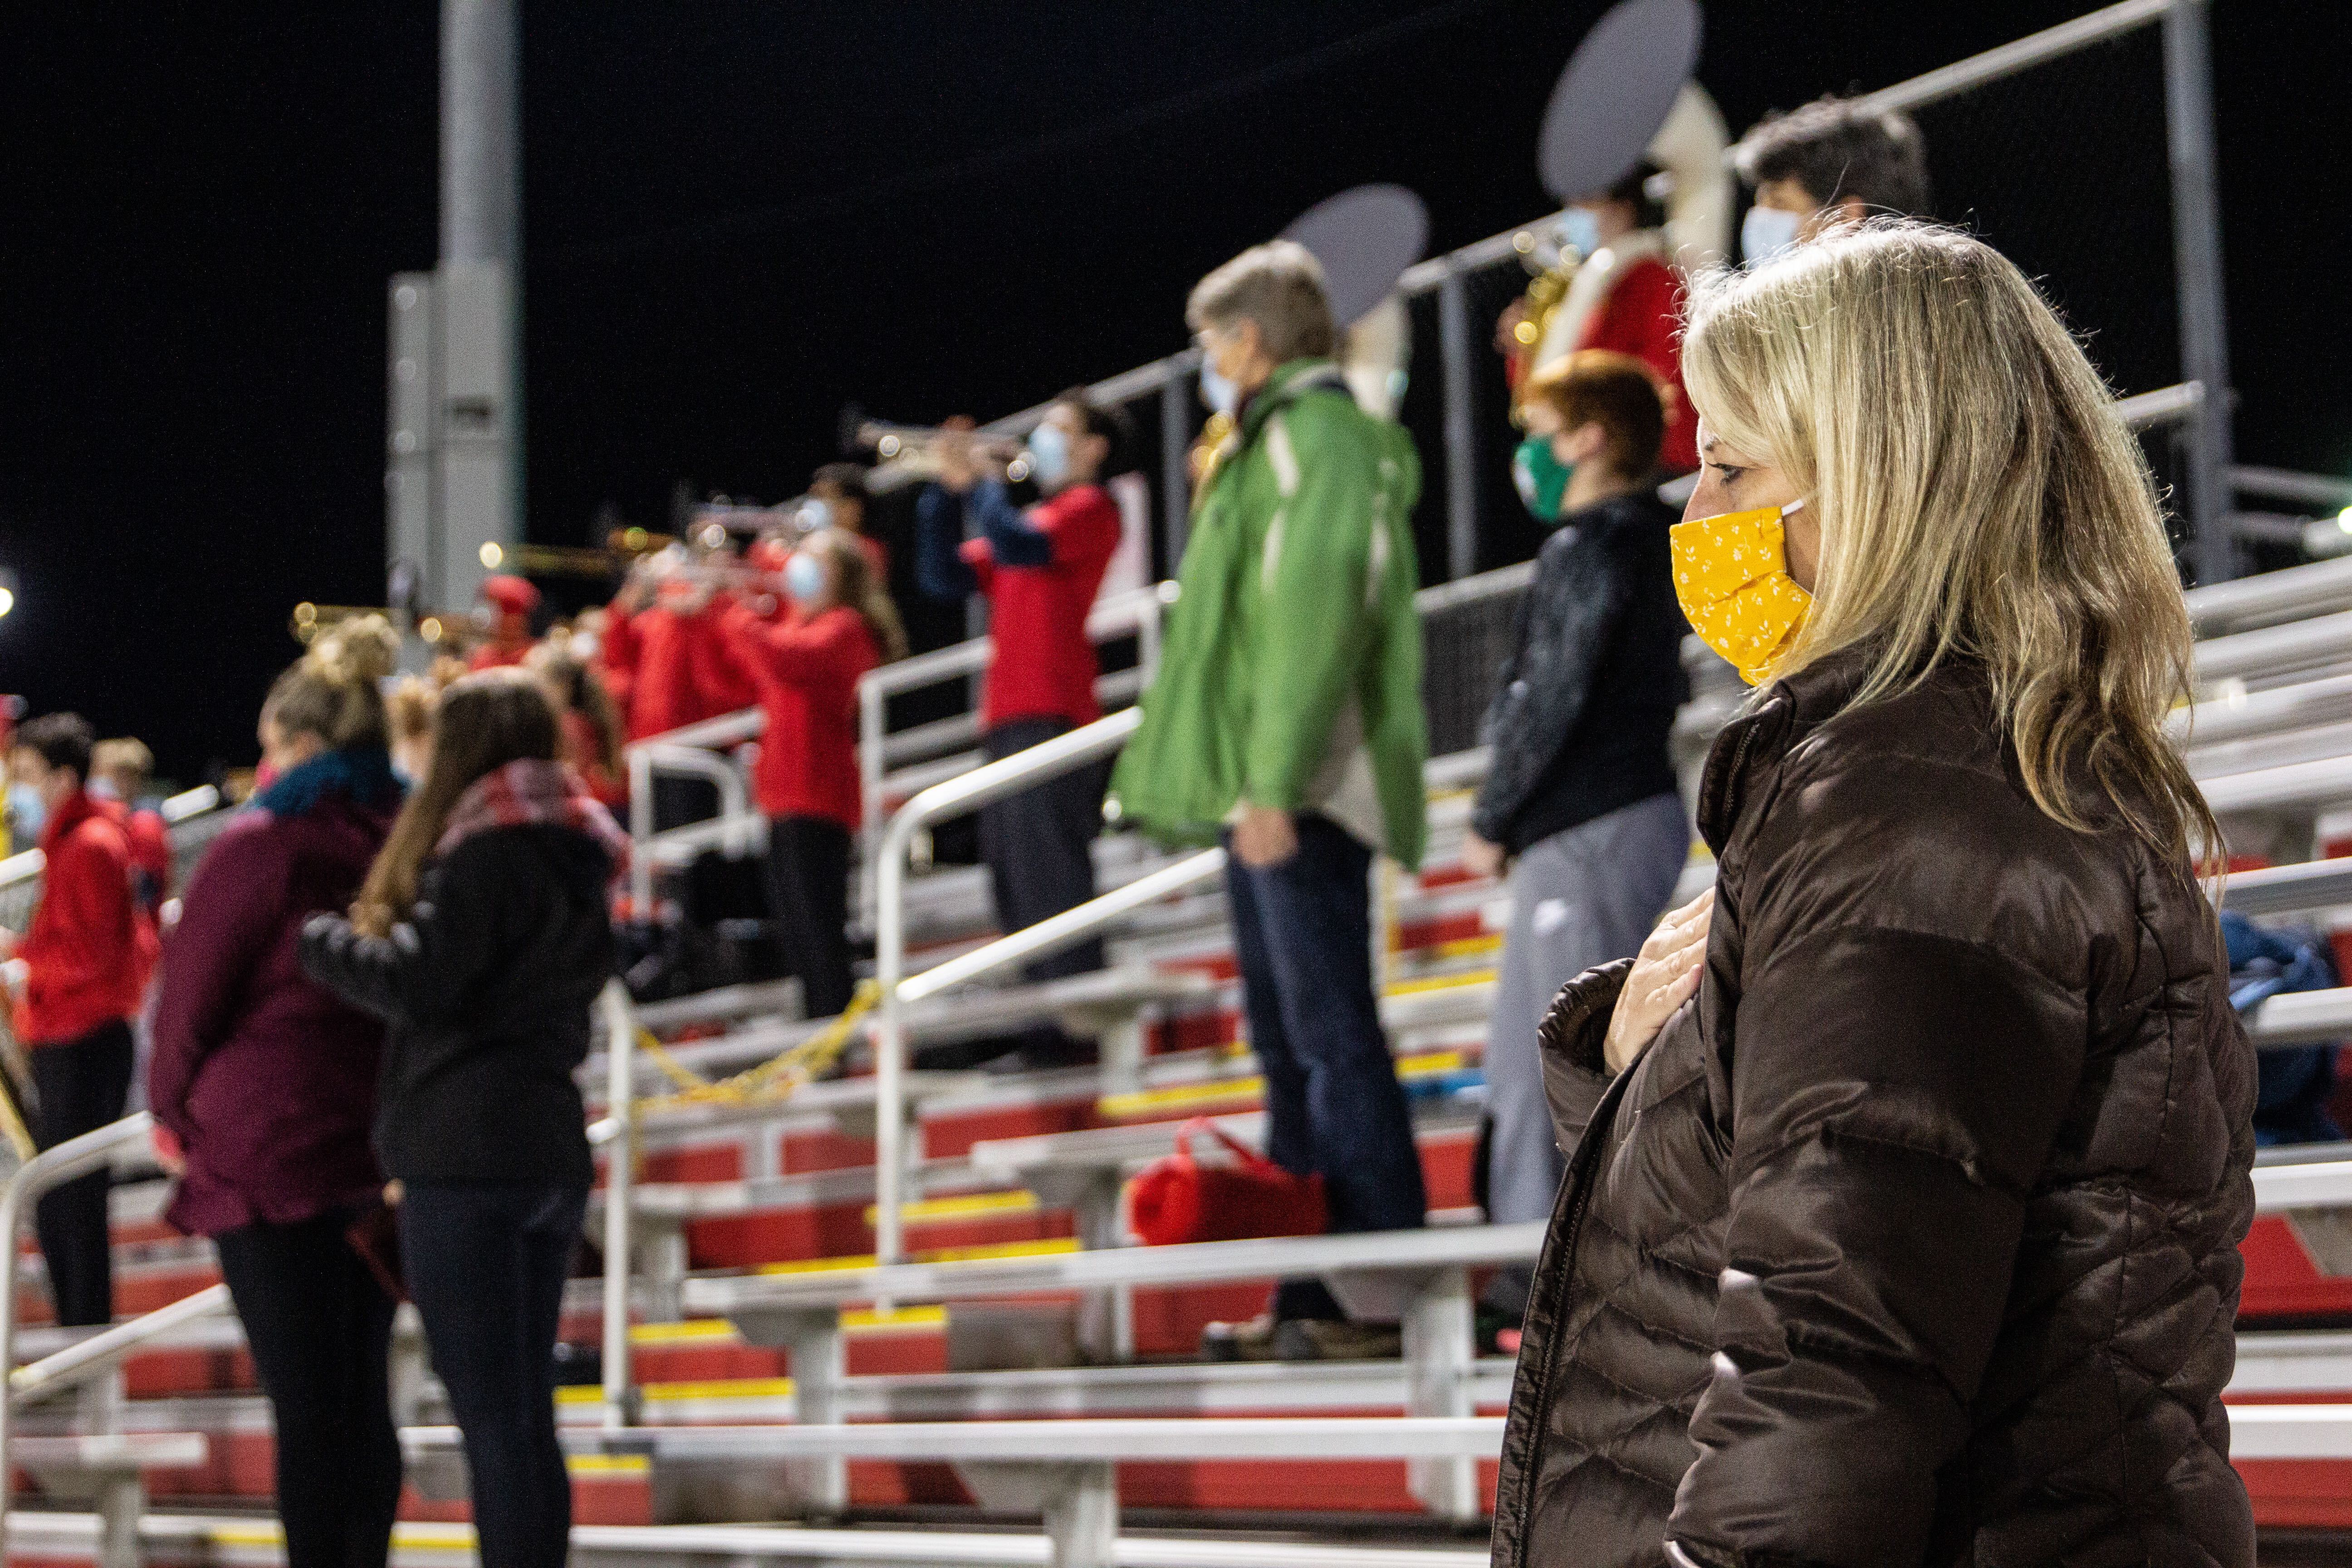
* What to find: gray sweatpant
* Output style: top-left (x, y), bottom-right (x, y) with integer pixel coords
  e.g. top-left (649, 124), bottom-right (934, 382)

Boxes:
top-left (1483, 792), bottom-right (1690, 1316)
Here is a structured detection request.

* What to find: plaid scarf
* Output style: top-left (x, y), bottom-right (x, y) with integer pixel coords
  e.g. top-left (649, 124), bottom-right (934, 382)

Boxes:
top-left (435, 757), bottom-right (632, 878)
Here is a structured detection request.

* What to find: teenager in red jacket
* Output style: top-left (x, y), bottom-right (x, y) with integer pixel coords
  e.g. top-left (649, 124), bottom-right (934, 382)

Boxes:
top-left (0, 714), bottom-right (139, 1326)
top-left (915, 392), bottom-right (1132, 1060)
top-left (468, 574), bottom-right (542, 672)
top-left (718, 529), bottom-right (903, 1018)
top-left (600, 552), bottom-right (755, 832)
top-left (1502, 162), bottom-right (1697, 475)
top-left (92, 737), bottom-right (169, 993)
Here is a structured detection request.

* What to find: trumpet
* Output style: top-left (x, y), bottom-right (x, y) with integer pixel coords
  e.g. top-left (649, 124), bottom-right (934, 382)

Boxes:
top-left (477, 528), bottom-right (676, 580)
top-left (850, 419), bottom-right (1033, 492)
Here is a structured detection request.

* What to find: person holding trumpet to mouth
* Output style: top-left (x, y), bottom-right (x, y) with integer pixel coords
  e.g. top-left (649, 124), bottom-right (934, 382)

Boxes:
top-left (914, 393), bottom-right (1132, 1069)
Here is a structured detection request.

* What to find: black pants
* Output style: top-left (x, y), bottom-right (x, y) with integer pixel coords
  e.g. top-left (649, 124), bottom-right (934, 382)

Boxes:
top-left (401, 1183), bottom-right (587, 1568)
top-left (764, 815), bottom-right (854, 1019)
top-left (978, 717), bottom-right (1107, 982)
top-left (32, 1021), bottom-right (134, 1327)
top-left (214, 1210), bottom-right (400, 1568)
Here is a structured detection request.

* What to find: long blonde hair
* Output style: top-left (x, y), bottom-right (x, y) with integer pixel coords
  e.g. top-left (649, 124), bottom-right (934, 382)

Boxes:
top-left (804, 528), bottom-right (908, 662)
top-left (1679, 220), bottom-right (2216, 868)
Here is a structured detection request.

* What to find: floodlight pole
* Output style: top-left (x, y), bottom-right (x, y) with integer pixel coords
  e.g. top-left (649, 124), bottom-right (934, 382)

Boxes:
top-left (436, 0), bottom-right (523, 610)
top-left (2163, 0), bottom-right (2234, 586)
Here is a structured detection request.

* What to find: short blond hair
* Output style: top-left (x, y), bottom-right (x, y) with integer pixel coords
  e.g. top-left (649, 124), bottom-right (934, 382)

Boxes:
top-left (1681, 219), bottom-right (2212, 865)
top-left (1186, 240), bottom-right (1336, 365)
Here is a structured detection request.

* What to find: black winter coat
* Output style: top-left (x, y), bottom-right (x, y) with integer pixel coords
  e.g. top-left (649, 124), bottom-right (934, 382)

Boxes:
top-left (1471, 490), bottom-right (1688, 855)
top-left (1492, 649), bottom-right (2256, 1568)
top-left (299, 824), bottom-right (616, 1189)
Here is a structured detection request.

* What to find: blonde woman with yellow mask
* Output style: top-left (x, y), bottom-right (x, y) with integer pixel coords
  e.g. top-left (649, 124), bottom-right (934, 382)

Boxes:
top-left (1491, 220), bottom-right (2254, 1568)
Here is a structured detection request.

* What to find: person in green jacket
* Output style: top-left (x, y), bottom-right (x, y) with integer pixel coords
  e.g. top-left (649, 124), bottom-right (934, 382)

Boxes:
top-left (1108, 240), bottom-right (1430, 1361)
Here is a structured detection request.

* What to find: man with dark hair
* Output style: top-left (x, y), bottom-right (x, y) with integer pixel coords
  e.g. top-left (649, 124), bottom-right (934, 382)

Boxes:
top-left (808, 462), bottom-right (887, 581)
top-left (915, 392), bottom-right (1133, 1065)
top-left (0, 713), bottom-right (140, 1326)
top-left (1734, 93), bottom-right (1931, 262)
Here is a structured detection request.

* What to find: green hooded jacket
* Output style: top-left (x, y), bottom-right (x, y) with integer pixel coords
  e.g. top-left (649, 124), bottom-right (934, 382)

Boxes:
top-left (1108, 359), bottom-right (1428, 868)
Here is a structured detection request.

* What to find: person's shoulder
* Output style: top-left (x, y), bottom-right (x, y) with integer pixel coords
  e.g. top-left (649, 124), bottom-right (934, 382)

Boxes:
top-left (1749, 667), bottom-right (2141, 976)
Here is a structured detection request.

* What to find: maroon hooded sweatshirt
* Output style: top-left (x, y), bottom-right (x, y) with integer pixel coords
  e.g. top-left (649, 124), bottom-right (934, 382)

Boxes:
top-left (149, 760), bottom-right (398, 1236)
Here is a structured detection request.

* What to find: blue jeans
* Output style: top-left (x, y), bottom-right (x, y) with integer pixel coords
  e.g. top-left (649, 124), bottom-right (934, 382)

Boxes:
top-left (1224, 813), bottom-right (1426, 1320)
top-left (401, 1183), bottom-right (587, 1568)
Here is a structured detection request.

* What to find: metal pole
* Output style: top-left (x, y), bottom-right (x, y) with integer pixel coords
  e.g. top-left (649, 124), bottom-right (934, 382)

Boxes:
top-left (599, 981), bottom-right (637, 1427)
top-left (439, 0), bottom-right (523, 606)
top-left (1438, 269), bottom-right (1478, 581)
top-left (2162, 0), bottom-right (2235, 586)
top-left (874, 836), bottom-right (909, 1270)
top-left (859, 677), bottom-right (886, 921)
top-left (441, 0), bottom-right (519, 268)
top-left (1161, 372), bottom-right (1192, 571)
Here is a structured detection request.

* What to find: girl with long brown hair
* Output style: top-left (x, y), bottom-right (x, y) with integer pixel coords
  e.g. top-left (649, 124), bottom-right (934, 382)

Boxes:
top-left (300, 668), bottom-right (627, 1568)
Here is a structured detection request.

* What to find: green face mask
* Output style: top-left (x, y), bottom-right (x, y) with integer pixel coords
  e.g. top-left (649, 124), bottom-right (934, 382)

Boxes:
top-left (1513, 435), bottom-right (1573, 524)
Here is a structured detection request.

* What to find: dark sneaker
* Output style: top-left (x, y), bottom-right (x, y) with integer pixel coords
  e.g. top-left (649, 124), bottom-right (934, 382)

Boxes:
top-left (1201, 1312), bottom-right (1282, 1362)
top-left (1277, 1318), bottom-right (1404, 1362)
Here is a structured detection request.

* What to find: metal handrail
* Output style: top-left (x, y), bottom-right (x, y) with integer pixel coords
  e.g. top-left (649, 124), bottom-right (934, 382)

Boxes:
top-left (8, 1284), bottom-right (232, 1407)
top-left (595, 979), bottom-right (637, 1430)
top-left (0, 1111), bottom-right (160, 1533)
top-left (0, 785), bottom-right (228, 894)
top-left (872, 708), bottom-right (1144, 1267)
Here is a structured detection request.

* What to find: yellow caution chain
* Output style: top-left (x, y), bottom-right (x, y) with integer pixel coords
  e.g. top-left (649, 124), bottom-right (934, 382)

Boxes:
top-left (632, 978), bottom-right (881, 1117)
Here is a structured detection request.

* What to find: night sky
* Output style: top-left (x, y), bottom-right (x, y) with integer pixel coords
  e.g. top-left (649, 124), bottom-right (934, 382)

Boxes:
top-left (3, 2), bottom-right (2347, 780)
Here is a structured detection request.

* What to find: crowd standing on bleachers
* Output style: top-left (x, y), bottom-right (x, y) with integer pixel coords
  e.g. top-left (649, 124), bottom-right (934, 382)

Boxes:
top-left (0, 67), bottom-right (2316, 1565)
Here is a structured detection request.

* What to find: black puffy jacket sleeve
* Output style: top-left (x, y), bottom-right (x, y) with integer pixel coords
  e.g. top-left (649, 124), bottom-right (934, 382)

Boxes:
top-left (1470, 523), bottom-right (1631, 845)
top-left (1666, 754), bottom-right (2091, 1568)
top-left (298, 842), bottom-right (503, 1029)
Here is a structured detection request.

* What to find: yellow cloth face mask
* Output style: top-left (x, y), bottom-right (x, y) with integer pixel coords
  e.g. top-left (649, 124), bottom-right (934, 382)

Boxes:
top-left (1669, 498), bottom-right (1812, 686)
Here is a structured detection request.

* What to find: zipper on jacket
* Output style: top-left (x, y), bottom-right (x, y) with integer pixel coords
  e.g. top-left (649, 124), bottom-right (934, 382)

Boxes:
top-left (1499, 1070), bottom-right (1631, 1566)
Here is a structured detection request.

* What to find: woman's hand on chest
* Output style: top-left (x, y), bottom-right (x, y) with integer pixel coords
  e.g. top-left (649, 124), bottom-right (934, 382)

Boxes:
top-left (1603, 887), bottom-right (1713, 1078)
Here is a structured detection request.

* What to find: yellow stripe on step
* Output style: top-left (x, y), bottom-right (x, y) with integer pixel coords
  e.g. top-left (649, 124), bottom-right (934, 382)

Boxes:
top-left (844, 1304), bottom-right (950, 1332)
top-left (628, 1318), bottom-right (739, 1345)
top-left (755, 1235), bottom-right (1083, 1276)
top-left (862, 1189), bottom-right (1040, 1226)
top-left (1098, 1077), bottom-right (1265, 1120)
top-left (1384, 968), bottom-right (1497, 998)
top-left (568, 1453), bottom-right (652, 1477)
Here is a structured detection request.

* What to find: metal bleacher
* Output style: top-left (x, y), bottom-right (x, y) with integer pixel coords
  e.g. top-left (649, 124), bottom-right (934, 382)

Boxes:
top-left (8, 541), bottom-right (2352, 1567)
top-left (9, 17), bottom-right (2352, 1565)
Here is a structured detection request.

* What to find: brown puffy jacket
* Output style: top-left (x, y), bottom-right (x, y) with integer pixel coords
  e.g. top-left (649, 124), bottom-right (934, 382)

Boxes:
top-left (1490, 649), bottom-right (2256, 1568)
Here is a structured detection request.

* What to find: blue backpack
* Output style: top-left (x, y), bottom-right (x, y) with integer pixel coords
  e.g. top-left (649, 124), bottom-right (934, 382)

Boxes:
top-left (2221, 910), bottom-right (2345, 1147)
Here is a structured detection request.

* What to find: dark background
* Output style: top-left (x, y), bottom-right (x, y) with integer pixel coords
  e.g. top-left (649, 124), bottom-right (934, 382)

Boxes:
top-left (1, 1), bottom-right (2345, 780)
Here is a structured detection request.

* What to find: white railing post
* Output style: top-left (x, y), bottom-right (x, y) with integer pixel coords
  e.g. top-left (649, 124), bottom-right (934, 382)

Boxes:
top-left (859, 674), bottom-right (887, 919)
top-left (598, 980), bottom-right (637, 1429)
top-left (627, 746), bottom-right (656, 916)
top-left (0, 1112), bottom-right (157, 1544)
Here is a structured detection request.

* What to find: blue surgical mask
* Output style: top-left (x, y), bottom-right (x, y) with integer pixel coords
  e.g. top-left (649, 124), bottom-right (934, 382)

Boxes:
top-left (1558, 208), bottom-right (1603, 261)
top-left (1742, 204), bottom-right (1803, 265)
top-left (1026, 421), bottom-right (1072, 490)
top-left (784, 553), bottom-right (827, 605)
top-left (8, 783), bottom-right (44, 843)
top-left (1199, 363), bottom-right (1239, 417)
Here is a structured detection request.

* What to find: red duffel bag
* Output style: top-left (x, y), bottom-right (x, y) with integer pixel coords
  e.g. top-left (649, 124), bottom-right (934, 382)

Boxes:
top-left (1125, 1117), bottom-right (1328, 1246)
